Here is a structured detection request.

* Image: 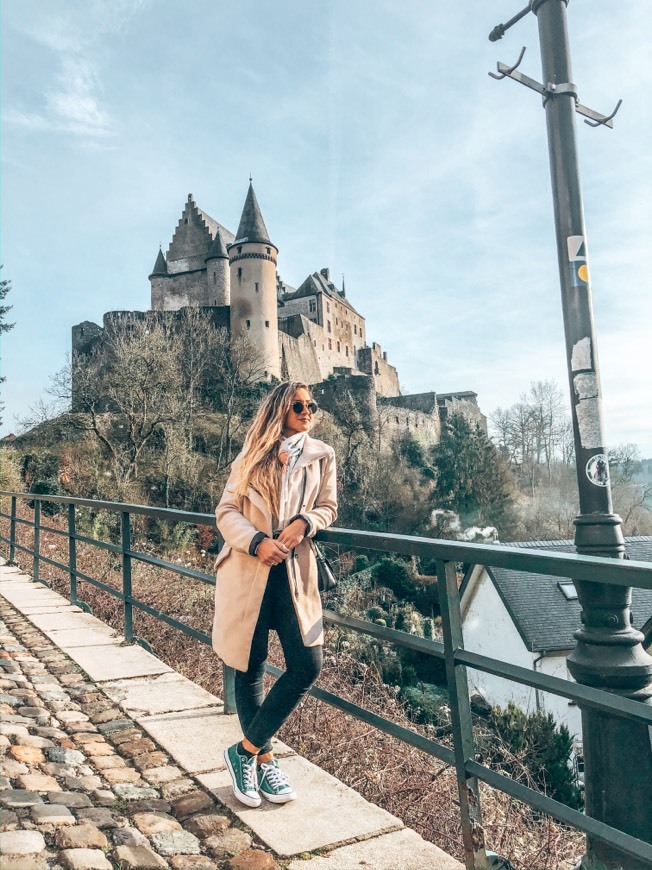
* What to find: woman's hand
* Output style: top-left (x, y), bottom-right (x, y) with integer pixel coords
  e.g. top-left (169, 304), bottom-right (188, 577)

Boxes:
top-left (277, 518), bottom-right (309, 551)
top-left (256, 537), bottom-right (290, 566)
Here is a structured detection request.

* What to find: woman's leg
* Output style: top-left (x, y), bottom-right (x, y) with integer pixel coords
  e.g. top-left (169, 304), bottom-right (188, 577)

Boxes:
top-left (242, 563), bottom-right (323, 751)
top-left (234, 570), bottom-right (274, 755)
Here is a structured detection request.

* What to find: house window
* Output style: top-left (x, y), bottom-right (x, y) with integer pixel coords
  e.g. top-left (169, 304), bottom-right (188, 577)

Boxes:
top-left (255, 282), bottom-right (259, 293)
top-left (328, 339), bottom-right (332, 350)
top-left (246, 320), bottom-right (251, 329)
top-left (327, 321), bottom-right (332, 333)
top-left (558, 582), bottom-right (578, 600)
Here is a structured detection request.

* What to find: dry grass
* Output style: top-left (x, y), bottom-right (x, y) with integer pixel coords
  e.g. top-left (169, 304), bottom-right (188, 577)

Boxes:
top-left (1, 501), bottom-right (584, 869)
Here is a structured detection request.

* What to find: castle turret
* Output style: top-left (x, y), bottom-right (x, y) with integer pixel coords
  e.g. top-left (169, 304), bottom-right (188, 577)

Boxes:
top-left (229, 182), bottom-right (280, 380)
top-left (205, 228), bottom-right (230, 307)
top-left (149, 247), bottom-right (169, 310)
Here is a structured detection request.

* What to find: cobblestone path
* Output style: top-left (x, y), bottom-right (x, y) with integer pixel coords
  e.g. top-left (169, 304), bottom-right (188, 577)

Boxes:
top-left (0, 598), bottom-right (278, 870)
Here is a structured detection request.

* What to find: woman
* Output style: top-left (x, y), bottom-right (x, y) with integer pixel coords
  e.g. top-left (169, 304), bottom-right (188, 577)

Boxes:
top-left (213, 381), bottom-right (337, 807)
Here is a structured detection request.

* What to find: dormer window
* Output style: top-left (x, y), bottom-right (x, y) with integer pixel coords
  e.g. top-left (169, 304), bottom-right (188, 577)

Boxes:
top-left (558, 582), bottom-right (578, 600)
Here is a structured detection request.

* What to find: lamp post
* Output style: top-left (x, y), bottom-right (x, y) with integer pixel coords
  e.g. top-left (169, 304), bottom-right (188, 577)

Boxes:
top-left (490, 2), bottom-right (652, 867)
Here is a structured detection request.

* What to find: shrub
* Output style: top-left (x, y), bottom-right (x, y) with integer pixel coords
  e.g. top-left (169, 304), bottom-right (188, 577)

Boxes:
top-left (28, 480), bottom-right (61, 516)
top-left (484, 702), bottom-right (583, 809)
top-left (353, 554), bottom-right (370, 573)
top-left (372, 558), bottom-right (415, 599)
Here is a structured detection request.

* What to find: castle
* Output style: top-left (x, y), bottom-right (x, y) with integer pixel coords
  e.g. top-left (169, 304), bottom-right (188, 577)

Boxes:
top-left (73, 182), bottom-right (485, 441)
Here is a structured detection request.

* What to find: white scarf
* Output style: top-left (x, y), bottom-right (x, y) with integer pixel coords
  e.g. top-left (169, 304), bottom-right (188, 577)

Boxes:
top-left (277, 431), bottom-right (307, 527)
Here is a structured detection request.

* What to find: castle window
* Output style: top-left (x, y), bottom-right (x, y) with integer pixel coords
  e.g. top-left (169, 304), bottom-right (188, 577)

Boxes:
top-left (309, 299), bottom-right (316, 312)
top-left (255, 282), bottom-right (259, 293)
top-left (328, 339), bottom-right (332, 350)
top-left (184, 218), bottom-right (188, 224)
top-left (266, 247), bottom-right (271, 255)
top-left (238, 246), bottom-right (243, 254)
top-left (396, 417), bottom-right (399, 423)
top-left (246, 320), bottom-right (251, 329)
top-left (354, 324), bottom-right (357, 335)
top-left (337, 341), bottom-right (341, 353)
top-left (345, 345), bottom-right (349, 356)
top-left (265, 320), bottom-right (269, 328)
top-left (374, 362), bottom-right (380, 375)
top-left (238, 267), bottom-right (243, 281)
top-left (327, 302), bottom-right (330, 313)
top-left (327, 321), bottom-right (331, 333)
top-left (313, 340), bottom-right (317, 346)
top-left (213, 272), bottom-right (217, 284)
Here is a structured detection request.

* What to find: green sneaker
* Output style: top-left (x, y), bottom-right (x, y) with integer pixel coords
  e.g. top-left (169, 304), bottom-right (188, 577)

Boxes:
top-left (258, 759), bottom-right (297, 803)
top-left (224, 744), bottom-right (260, 807)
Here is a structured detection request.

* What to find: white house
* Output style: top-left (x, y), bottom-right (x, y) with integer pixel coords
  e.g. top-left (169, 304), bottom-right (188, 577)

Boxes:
top-left (460, 536), bottom-right (652, 744)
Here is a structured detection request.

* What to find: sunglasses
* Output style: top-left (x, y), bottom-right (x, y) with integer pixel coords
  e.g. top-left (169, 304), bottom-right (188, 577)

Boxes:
top-left (291, 400), bottom-right (318, 414)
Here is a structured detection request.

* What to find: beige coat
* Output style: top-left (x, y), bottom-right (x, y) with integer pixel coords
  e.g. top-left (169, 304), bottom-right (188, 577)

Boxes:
top-left (212, 435), bottom-right (338, 672)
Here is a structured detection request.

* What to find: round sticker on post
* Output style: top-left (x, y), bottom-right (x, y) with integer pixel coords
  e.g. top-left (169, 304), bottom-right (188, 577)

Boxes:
top-left (586, 454), bottom-right (610, 487)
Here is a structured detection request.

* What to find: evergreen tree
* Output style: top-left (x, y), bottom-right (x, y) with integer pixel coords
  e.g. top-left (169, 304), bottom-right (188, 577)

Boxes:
top-left (486, 702), bottom-right (583, 809)
top-left (431, 413), bottom-right (516, 528)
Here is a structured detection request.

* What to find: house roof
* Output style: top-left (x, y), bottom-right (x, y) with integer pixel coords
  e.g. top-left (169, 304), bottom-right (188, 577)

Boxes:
top-left (284, 271), bottom-right (361, 316)
top-left (463, 537), bottom-right (652, 653)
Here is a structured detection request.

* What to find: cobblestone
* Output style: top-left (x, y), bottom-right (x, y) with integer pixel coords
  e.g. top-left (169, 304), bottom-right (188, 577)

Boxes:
top-left (151, 829), bottom-right (201, 856)
top-left (59, 847), bottom-right (113, 869)
top-left (113, 845), bottom-right (169, 869)
top-left (30, 803), bottom-right (76, 826)
top-left (204, 829), bottom-right (252, 859)
top-left (133, 811), bottom-right (183, 835)
top-left (54, 822), bottom-right (109, 849)
top-left (226, 851), bottom-right (280, 870)
top-left (169, 857), bottom-right (217, 870)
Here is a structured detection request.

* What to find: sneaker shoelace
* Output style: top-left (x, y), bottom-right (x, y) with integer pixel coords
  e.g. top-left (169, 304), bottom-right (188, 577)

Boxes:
top-left (241, 756), bottom-right (258, 792)
top-left (261, 762), bottom-right (289, 790)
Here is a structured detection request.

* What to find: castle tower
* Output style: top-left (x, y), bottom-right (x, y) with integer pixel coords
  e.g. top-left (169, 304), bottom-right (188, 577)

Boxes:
top-left (229, 182), bottom-right (280, 380)
top-left (205, 228), bottom-right (230, 306)
top-left (149, 247), bottom-right (168, 309)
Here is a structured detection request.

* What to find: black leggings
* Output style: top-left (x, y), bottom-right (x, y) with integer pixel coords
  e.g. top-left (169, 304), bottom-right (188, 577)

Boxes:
top-left (235, 562), bottom-right (323, 754)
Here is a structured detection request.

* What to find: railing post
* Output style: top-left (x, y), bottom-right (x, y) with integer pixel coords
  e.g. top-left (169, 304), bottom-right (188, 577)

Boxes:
top-left (8, 496), bottom-right (17, 563)
top-left (436, 559), bottom-right (488, 870)
top-left (222, 665), bottom-right (236, 714)
top-left (33, 499), bottom-right (41, 583)
top-left (68, 503), bottom-right (78, 605)
top-left (121, 511), bottom-right (134, 643)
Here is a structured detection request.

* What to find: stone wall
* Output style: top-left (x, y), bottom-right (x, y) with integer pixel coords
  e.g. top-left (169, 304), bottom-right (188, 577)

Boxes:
top-left (357, 342), bottom-right (400, 397)
top-left (279, 331), bottom-right (322, 385)
top-left (151, 270), bottom-right (212, 310)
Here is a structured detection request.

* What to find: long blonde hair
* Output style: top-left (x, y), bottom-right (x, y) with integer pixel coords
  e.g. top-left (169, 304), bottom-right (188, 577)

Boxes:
top-left (235, 381), bottom-right (312, 515)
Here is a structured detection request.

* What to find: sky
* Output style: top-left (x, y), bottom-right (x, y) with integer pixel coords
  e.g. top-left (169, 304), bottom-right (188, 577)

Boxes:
top-left (1, 0), bottom-right (651, 454)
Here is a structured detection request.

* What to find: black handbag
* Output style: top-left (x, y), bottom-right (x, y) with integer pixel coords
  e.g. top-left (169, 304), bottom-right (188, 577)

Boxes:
top-left (315, 542), bottom-right (337, 593)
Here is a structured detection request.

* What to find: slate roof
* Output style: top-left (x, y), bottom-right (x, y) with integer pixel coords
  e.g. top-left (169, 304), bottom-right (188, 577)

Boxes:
top-left (206, 228), bottom-right (229, 260)
top-left (463, 537), bottom-right (652, 653)
top-left (234, 182), bottom-right (272, 246)
top-left (284, 271), bottom-right (361, 316)
top-left (150, 248), bottom-right (168, 275)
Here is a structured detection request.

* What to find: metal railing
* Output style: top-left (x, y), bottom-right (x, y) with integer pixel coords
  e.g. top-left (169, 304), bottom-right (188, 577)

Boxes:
top-left (1, 490), bottom-right (651, 869)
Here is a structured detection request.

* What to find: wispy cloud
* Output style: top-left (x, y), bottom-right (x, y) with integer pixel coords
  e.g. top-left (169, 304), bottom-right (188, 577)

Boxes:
top-left (4, 0), bottom-right (148, 140)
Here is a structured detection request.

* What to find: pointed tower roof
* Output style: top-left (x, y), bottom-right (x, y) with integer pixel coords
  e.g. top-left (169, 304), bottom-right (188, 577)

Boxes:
top-left (206, 227), bottom-right (229, 261)
top-left (150, 247), bottom-right (168, 276)
top-left (234, 181), bottom-right (273, 246)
